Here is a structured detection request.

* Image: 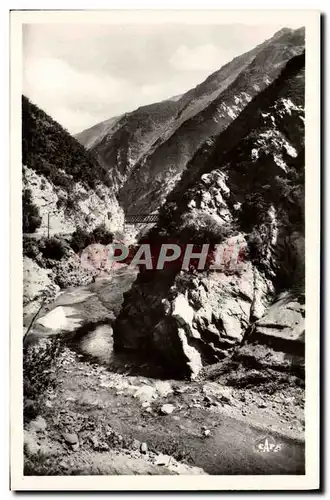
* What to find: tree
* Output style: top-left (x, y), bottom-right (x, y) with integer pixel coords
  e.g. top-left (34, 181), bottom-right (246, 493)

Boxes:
top-left (22, 189), bottom-right (42, 233)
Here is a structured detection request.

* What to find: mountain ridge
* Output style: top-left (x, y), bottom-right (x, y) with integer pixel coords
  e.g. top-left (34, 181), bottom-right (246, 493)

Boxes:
top-left (77, 27), bottom-right (304, 215)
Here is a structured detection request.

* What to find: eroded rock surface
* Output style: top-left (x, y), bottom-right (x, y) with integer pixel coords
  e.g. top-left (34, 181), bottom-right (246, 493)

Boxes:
top-left (114, 52), bottom-right (305, 379)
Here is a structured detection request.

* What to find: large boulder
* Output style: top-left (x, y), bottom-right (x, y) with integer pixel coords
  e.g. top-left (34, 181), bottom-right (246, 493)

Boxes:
top-left (235, 292), bottom-right (305, 375)
top-left (114, 234), bottom-right (275, 379)
top-left (249, 292), bottom-right (305, 354)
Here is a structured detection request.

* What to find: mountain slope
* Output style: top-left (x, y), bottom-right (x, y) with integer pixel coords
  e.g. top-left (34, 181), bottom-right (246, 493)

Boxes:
top-left (113, 52), bottom-right (305, 379)
top-left (76, 98), bottom-right (181, 193)
top-left (74, 115), bottom-right (123, 150)
top-left (22, 96), bottom-right (124, 235)
top-left (78, 27), bottom-right (304, 215)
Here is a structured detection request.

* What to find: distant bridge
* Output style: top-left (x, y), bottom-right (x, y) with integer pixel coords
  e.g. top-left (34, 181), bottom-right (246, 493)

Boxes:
top-left (125, 214), bottom-right (159, 224)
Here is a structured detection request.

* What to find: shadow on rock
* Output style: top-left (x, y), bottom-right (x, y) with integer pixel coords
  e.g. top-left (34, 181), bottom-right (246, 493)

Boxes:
top-left (64, 319), bottom-right (173, 379)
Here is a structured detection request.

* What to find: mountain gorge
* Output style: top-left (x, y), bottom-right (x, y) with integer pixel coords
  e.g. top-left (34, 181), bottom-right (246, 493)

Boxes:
top-left (77, 27), bottom-right (304, 215)
top-left (22, 26), bottom-right (307, 476)
top-left (23, 28), bottom-right (305, 377)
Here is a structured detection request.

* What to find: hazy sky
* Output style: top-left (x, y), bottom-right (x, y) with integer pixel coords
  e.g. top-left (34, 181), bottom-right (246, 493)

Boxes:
top-left (23, 22), bottom-right (300, 134)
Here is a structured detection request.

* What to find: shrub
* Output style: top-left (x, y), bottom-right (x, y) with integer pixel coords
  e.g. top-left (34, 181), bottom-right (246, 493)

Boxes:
top-left (22, 189), bottom-right (42, 233)
top-left (23, 336), bottom-right (63, 421)
top-left (158, 201), bottom-right (179, 230)
top-left (70, 225), bottom-right (113, 253)
top-left (65, 198), bottom-right (76, 211)
top-left (56, 195), bottom-right (66, 210)
top-left (239, 193), bottom-right (270, 231)
top-left (52, 173), bottom-right (73, 190)
top-left (70, 227), bottom-right (93, 253)
top-left (91, 224), bottom-right (113, 245)
top-left (245, 229), bottom-right (265, 263)
top-left (40, 237), bottom-right (67, 260)
top-left (179, 211), bottom-right (233, 245)
top-left (23, 236), bottom-right (40, 259)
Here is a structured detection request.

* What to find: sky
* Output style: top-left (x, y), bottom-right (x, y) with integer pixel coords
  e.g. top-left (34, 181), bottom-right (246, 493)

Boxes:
top-left (23, 22), bottom-right (301, 134)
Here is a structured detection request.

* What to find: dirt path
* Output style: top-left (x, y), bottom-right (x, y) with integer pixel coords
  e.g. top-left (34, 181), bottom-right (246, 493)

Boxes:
top-left (25, 266), bottom-right (304, 476)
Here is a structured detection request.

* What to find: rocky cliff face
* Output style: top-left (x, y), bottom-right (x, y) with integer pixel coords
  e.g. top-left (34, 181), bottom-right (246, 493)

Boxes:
top-left (78, 27), bottom-right (304, 215)
top-left (23, 165), bottom-right (124, 236)
top-left (113, 52), bottom-right (305, 379)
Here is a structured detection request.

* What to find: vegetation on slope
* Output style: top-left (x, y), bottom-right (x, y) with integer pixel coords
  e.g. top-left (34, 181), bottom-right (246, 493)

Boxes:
top-left (22, 95), bottom-right (111, 191)
top-left (160, 54), bottom-right (305, 241)
top-left (23, 224), bottom-right (114, 263)
top-left (22, 188), bottom-right (42, 233)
